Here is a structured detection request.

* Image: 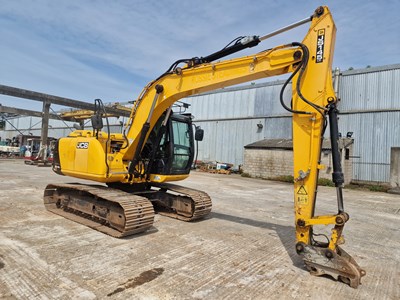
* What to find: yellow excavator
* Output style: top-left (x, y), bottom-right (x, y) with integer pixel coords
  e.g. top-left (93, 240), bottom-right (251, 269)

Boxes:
top-left (44, 6), bottom-right (365, 287)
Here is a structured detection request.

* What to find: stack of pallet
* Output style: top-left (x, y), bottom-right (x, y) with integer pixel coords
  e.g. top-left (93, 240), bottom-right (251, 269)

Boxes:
top-left (196, 161), bottom-right (233, 175)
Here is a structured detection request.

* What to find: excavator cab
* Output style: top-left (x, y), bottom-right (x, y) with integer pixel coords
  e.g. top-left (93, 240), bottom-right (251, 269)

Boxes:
top-left (143, 112), bottom-right (196, 176)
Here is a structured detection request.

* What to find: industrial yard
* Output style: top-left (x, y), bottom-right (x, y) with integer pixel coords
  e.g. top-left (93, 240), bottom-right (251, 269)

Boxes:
top-left (0, 159), bottom-right (398, 299)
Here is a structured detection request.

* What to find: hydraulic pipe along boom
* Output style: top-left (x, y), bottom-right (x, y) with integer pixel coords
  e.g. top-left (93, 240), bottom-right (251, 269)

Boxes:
top-left (259, 17), bottom-right (312, 41)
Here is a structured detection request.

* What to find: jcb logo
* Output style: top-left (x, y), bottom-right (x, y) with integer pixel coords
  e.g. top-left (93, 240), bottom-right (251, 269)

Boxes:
top-left (315, 29), bottom-right (325, 64)
top-left (76, 142), bottom-right (89, 149)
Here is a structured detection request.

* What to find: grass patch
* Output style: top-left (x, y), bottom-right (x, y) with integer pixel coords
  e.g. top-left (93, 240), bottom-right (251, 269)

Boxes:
top-left (267, 176), bottom-right (335, 186)
top-left (317, 178), bottom-right (335, 187)
top-left (240, 174), bottom-right (389, 192)
top-left (345, 183), bottom-right (391, 192)
top-left (269, 175), bottom-right (294, 183)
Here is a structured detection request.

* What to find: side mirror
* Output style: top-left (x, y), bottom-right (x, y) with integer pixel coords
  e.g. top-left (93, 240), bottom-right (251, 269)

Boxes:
top-left (73, 123), bottom-right (83, 130)
top-left (91, 114), bottom-right (103, 130)
top-left (195, 127), bottom-right (204, 141)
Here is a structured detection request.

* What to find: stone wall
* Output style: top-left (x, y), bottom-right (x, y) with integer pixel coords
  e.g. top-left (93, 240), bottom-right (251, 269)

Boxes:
top-left (243, 139), bottom-right (353, 185)
top-left (244, 149), bottom-right (294, 179)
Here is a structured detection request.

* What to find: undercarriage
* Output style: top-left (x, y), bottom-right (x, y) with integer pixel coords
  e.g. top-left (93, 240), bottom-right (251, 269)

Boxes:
top-left (43, 182), bottom-right (212, 237)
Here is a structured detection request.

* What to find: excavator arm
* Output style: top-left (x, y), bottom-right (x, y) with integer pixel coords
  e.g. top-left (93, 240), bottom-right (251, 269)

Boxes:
top-left (48, 6), bottom-right (365, 287)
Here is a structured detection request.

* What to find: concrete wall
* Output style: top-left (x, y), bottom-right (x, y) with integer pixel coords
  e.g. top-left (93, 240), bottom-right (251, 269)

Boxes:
top-left (243, 144), bottom-right (353, 185)
top-left (390, 147), bottom-right (400, 188)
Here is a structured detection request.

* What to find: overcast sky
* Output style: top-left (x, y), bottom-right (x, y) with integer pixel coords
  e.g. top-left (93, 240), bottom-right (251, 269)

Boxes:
top-left (1, 0), bottom-right (399, 111)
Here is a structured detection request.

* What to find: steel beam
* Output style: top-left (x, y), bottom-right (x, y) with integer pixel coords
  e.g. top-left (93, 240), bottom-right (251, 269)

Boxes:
top-left (0, 104), bottom-right (59, 119)
top-left (0, 84), bottom-right (131, 117)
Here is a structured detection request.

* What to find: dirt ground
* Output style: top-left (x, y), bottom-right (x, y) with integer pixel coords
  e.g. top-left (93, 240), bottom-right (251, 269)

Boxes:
top-left (0, 159), bottom-right (399, 299)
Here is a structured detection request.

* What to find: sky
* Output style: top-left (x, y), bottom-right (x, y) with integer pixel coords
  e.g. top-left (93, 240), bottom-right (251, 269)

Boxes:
top-left (0, 0), bottom-right (399, 111)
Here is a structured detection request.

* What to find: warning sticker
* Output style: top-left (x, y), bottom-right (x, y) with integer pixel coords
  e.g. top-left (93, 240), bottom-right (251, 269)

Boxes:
top-left (297, 186), bottom-right (308, 195)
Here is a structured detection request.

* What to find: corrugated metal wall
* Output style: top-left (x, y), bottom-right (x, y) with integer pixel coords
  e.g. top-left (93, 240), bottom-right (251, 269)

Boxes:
top-left (187, 81), bottom-right (292, 167)
top-left (189, 81), bottom-right (292, 119)
top-left (194, 118), bottom-right (266, 164)
top-left (339, 65), bottom-right (400, 111)
top-left (336, 64), bottom-right (400, 183)
top-left (1, 64), bottom-right (399, 183)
